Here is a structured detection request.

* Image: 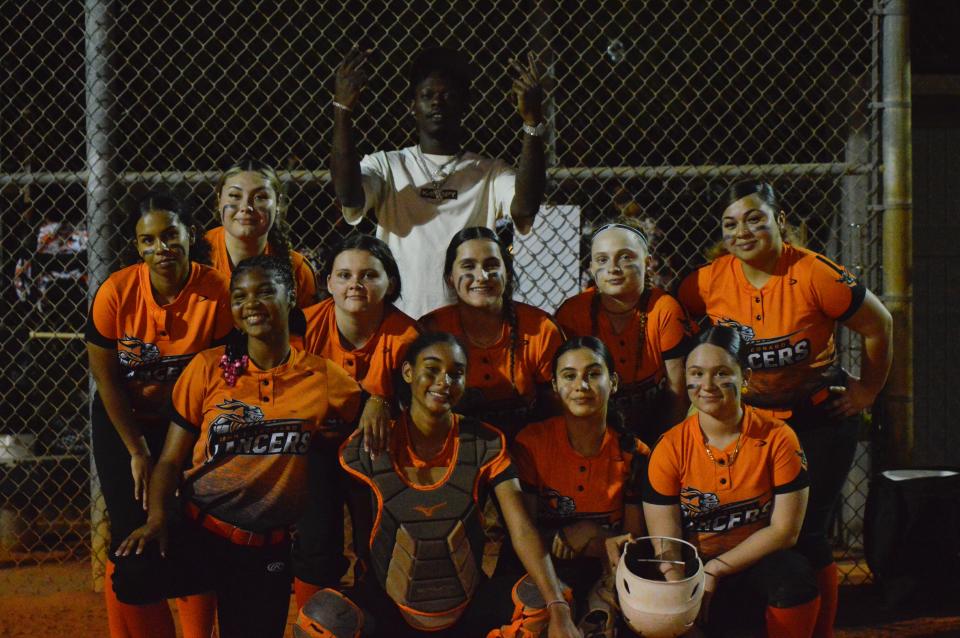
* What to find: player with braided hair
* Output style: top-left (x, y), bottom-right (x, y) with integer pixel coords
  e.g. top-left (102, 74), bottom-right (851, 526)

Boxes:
top-left (206, 158), bottom-right (319, 308)
top-left (555, 216), bottom-right (694, 444)
top-left (114, 255), bottom-right (362, 638)
top-left (86, 192), bottom-right (231, 638)
top-left (420, 226), bottom-right (563, 441)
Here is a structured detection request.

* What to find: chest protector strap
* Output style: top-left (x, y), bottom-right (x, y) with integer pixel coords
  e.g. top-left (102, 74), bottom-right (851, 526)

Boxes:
top-left (342, 417), bottom-right (501, 631)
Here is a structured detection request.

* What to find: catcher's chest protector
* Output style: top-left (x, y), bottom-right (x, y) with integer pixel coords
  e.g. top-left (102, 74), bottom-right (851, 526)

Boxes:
top-left (342, 418), bottom-right (499, 631)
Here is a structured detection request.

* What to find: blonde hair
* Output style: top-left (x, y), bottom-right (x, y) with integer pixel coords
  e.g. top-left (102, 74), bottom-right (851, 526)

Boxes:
top-left (215, 159), bottom-right (292, 262)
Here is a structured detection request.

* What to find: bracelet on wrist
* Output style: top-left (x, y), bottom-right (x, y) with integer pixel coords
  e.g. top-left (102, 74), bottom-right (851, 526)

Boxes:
top-left (333, 100), bottom-right (353, 113)
top-left (522, 121), bottom-right (546, 137)
top-left (546, 599), bottom-right (570, 609)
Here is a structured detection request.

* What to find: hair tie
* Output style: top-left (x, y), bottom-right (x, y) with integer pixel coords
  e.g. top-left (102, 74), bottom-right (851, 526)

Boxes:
top-left (219, 353), bottom-right (249, 387)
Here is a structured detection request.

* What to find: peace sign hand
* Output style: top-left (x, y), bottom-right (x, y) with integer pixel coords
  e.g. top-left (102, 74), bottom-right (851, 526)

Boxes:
top-left (509, 51), bottom-right (546, 125)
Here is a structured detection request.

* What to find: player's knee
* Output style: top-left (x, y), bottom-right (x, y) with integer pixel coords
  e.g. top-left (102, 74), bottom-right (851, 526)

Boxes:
top-left (761, 550), bottom-right (820, 608)
top-left (294, 588), bottom-right (365, 638)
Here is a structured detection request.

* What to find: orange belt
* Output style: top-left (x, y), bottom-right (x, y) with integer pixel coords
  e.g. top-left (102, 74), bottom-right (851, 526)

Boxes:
top-left (184, 501), bottom-right (288, 547)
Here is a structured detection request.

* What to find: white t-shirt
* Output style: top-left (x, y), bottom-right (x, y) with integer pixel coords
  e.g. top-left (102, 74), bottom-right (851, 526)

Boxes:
top-left (343, 146), bottom-right (516, 319)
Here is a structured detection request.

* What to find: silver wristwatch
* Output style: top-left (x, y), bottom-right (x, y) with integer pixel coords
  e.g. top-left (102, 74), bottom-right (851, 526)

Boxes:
top-left (522, 121), bottom-right (547, 137)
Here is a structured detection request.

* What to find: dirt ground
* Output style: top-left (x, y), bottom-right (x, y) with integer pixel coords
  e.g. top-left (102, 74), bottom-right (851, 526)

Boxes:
top-left (1, 561), bottom-right (959, 637)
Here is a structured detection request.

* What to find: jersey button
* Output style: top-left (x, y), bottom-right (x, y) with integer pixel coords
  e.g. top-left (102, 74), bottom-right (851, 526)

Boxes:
top-left (756, 315), bottom-right (762, 320)
top-left (262, 380), bottom-right (269, 386)
top-left (755, 297), bottom-right (761, 303)
top-left (619, 358), bottom-right (627, 364)
top-left (579, 466), bottom-right (586, 472)
top-left (484, 374), bottom-right (491, 380)
top-left (717, 458), bottom-right (725, 466)
top-left (262, 397), bottom-right (270, 402)
top-left (577, 485), bottom-right (584, 491)
top-left (719, 478), bottom-right (727, 485)
top-left (482, 357), bottom-right (489, 364)
top-left (346, 360), bottom-right (354, 366)
top-left (619, 340), bottom-right (626, 347)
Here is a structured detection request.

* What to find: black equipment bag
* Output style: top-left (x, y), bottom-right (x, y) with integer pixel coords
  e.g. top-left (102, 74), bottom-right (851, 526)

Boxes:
top-left (863, 468), bottom-right (960, 605)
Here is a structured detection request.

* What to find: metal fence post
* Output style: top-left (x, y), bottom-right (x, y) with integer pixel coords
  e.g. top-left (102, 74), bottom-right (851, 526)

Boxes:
top-left (84, 0), bottom-right (117, 591)
top-left (880, 0), bottom-right (914, 467)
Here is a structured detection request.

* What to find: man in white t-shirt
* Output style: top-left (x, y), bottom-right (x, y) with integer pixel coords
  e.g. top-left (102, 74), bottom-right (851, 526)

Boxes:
top-left (330, 45), bottom-right (547, 318)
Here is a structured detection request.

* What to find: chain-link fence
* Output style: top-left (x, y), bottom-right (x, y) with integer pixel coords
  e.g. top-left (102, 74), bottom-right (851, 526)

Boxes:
top-left (2, 1), bottom-right (888, 585)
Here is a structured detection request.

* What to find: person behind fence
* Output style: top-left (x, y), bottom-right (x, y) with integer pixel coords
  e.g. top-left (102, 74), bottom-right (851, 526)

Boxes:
top-left (113, 255), bottom-right (362, 638)
top-left (206, 158), bottom-right (318, 307)
top-left (290, 235), bottom-right (420, 608)
top-left (676, 180), bottom-right (893, 637)
top-left (330, 44), bottom-right (547, 319)
top-left (294, 331), bottom-right (580, 638)
top-left (85, 192), bottom-right (232, 638)
top-left (642, 325), bottom-right (819, 637)
top-left (511, 336), bottom-right (649, 637)
top-left (420, 226), bottom-right (563, 441)
top-left (555, 216), bottom-right (695, 443)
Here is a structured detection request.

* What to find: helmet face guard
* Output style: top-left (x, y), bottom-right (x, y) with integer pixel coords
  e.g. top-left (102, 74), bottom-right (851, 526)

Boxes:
top-left (615, 536), bottom-right (705, 637)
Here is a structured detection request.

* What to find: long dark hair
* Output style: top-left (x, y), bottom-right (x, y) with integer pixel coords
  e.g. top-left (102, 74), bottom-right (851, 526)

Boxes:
top-left (551, 335), bottom-right (627, 435)
top-left (395, 331), bottom-right (468, 409)
top-left (706, 179), bottom-right (804, 260)
top-left (443, 226), bottom-right (520, 390)
top-left (124, 191), bottom-right (212, 266)
top-left (215, 158), bottom-right (293, 265)
top-left (325, 234), bottom-right (402, 306)
top-left (219, 255), bottom-right (296, 387)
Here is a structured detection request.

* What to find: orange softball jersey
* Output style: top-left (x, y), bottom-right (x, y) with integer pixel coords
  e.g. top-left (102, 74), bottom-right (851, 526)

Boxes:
top-left (512, 416), bottom-right (649, 530)
top-left (171, 346), bottom-right (362, 531)
top-left (420, 302), bottom-right (564, 404)
top-left (85, 261), bottom-right (232, 422)
top-left (295, 298), bottom-right (420, 398)
top-left (644, 406), bottom-right (809, 559)
top-left (205, 226), bottom-right (318, 308)
top-left (677, 244), bottom-right (866, 407)
top-left (555, 287), bottom-right (695, 385)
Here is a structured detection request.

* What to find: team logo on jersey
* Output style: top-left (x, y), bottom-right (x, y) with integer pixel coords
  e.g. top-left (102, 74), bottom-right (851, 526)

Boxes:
top-left (796, 448), bottom-right (809, 469)
top-left (714, 319), bottom-right (811, 370)
top-left (204, 398), bottom-right (310, 462)
top-left (539, 488), bottom-right (577, 518)
top-left (680, 487), bottom-right (773, 534)
top-left (680, 487), bottom-right (720, 515)
top-left (716, 318), bottom-right (756, 344)
top-left (117, 335), bottom-right (194, 383)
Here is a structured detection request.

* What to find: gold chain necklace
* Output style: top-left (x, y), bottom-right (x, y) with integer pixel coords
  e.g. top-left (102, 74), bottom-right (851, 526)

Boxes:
top-left (703, 432), bottom-right (744, 467)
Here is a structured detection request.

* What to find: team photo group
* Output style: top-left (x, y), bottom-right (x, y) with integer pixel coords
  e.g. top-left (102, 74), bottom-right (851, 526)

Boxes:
top-left (88, 44), bottom-right (893, 638)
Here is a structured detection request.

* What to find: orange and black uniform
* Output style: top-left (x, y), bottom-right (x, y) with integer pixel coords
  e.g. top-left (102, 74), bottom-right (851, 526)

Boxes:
top-left (297, 297), bottom-right (420, 398)
top-left (644, 407), bottom-right (818, 634)
top-left (86, 261), bottom-right (232, 556)
top-left (291, 298), bottom-right (420, 589)
top-left (205, 226), bottom-right (319, 308)
top-left (513, 416), bottom-right (649, 602)
top-left (555, 287), bottom-right (695, 440)
top-left (420, 302), bottom-right (563, 440)
top-left (335, 414), bottom-right (522, 637)
top-left (677, 244), bottom-right (865, 570)
top-left (113, 346), bottom-right (362, 638)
